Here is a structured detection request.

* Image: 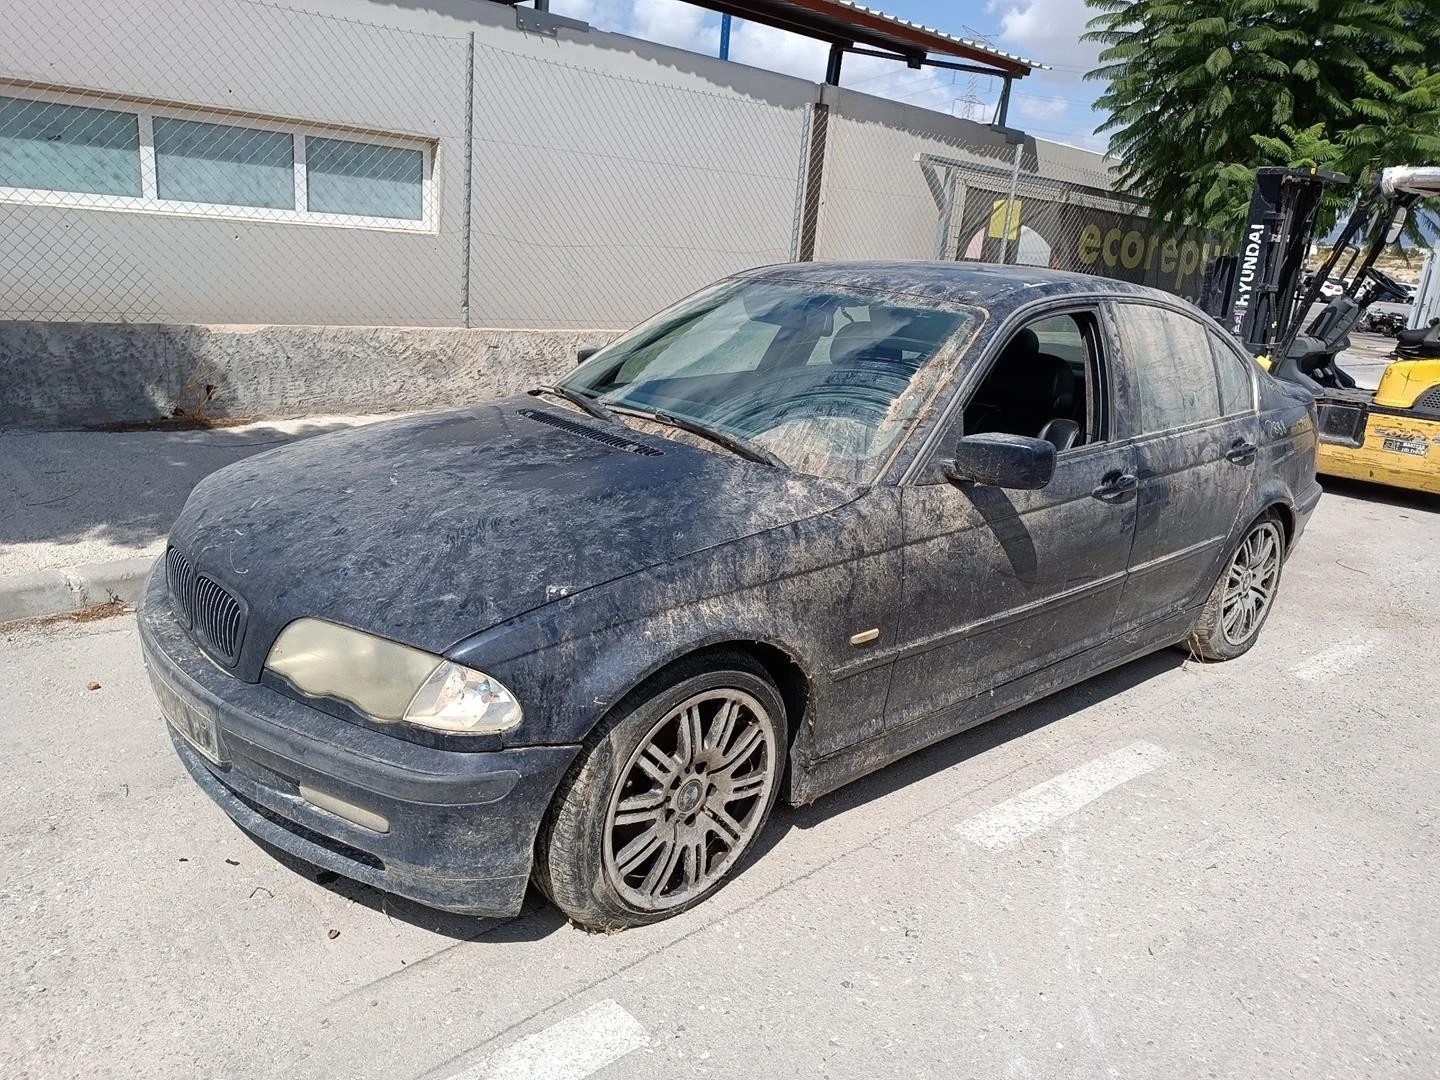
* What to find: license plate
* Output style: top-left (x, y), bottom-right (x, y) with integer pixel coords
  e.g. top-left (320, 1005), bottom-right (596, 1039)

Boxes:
top-left (1380, 435), bottom-right (1429, 457)
top-left (149, 666), bottom-right (227, 765)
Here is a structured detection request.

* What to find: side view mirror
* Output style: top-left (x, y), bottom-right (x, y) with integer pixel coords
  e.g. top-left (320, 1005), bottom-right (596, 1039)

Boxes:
top-left (576, 346), bottom-right (602, 366)
top-left (944, 432), bottom-right (1056, 490)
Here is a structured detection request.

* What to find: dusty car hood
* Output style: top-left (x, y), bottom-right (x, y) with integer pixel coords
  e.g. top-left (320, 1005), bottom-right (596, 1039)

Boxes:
top-left (166, 398), bottom-right (858, 676)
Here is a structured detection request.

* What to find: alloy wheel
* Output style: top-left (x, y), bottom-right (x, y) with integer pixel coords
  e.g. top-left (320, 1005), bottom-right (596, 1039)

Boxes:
top-left (603, 688), bottom-right (778, 912)
top-left (1220, 521), bottom-right (1283, 646)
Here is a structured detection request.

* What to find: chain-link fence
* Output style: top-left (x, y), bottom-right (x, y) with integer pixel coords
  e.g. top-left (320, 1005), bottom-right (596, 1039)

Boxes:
top-left (938, 156), bottom-right (1216, 301)
top-left (465, 40), bottom-right (810, 330)
top-left (1, 0), bottom-right (1186, 332)
top-left (0, 0), bottom-right (813, 329)
top-left (0, 0), bottom-right (476, 325)
top-left (816, 95), bottom-right (1215, 302)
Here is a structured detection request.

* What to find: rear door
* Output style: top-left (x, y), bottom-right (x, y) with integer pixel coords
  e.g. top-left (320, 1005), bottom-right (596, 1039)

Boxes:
top-left (1108, 301), bottom-right (1260, 631)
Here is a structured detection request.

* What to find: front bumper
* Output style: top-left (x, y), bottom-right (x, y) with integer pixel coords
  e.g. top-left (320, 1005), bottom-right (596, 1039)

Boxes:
top-left (137, 566), bottom-right (580, 917)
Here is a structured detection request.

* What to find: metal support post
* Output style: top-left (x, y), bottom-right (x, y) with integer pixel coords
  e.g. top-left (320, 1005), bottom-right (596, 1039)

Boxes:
top-left (460, 31), bottom-right (475, 327)
top-left (994, 76), bottom-right (1013, 128)
top-left (795, 101), bottom-right (830, 261)
top-left (997, 139), bottom-right (1023, 265)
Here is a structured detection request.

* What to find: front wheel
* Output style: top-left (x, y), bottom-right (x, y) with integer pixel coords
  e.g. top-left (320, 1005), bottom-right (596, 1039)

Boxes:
top-left (534, 654), bottom-right (786, 929)
top-left (1185, 513), bottom-right (1285, 661)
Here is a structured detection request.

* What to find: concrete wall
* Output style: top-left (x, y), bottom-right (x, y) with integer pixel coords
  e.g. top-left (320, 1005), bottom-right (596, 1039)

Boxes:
top-left (466, 39), bottom-right (809, 329)
top-left (1, 0), bottom-right (471, 325)
top-left (0, 321), bottom-right (614, 428)
top-left (0, 0), bottom-right (813, 328)
top-left (814, 89), bottom-right (1016, 262)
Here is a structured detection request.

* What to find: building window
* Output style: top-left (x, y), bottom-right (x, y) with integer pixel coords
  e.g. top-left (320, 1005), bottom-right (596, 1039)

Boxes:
top-left (0, 95), bottom-right (141, 197)
top-left (153, 117), bottom-right (295, 210)
top-left (306, 136), bottom-right (423, 221)
top-left (0, 87), bottom-right (434, 231)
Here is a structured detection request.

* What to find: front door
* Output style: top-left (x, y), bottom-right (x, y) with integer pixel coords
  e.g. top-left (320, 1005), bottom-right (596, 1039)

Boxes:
top-left (1107, 302), bottom-right (1260, 631)
top-left (884, 308), bottom-right (1140, 733)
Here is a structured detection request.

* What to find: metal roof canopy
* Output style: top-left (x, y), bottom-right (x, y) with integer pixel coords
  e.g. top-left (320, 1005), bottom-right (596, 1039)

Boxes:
top-left (511, 0), bottom-right (1042, 127)
top-left (679, 0), bottom-right (1038, 77)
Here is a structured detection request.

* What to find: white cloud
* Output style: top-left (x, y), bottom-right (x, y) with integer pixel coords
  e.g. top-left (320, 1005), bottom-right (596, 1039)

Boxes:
top-left (629, 0), bottom-right (715, 53)
top-left (987, 0), bottom-right (1113, 151)
top-left (988, 0), bottom-right (1103, 79)
top-left (1015, 95), bottom-right (1069, 122)
top-left (727, 19), bottom-right (827, 80)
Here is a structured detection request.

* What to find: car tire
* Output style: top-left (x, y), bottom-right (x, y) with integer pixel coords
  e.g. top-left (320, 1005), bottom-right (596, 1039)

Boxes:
top-left (1184, 511), bottom-right (1286, 662)
top-left (533, 652), bottom-right (787, 930)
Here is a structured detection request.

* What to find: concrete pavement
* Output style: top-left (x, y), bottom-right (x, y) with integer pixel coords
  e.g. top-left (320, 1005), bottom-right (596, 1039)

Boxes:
top-left (2, 480), bottom-right (1437, 1079)
top-left (0, 415), bottom-right (394, 622)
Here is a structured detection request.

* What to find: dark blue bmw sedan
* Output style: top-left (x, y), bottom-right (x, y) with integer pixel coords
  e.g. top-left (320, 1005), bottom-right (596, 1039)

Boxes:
top-left (140, 262), bottom-right (1321, 928)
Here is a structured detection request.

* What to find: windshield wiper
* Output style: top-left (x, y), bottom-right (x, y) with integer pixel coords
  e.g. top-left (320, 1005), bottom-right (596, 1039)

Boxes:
top-left (530, 384), bottom-right (618, 425)
top-left (611, 405), bottom-right (784, 468)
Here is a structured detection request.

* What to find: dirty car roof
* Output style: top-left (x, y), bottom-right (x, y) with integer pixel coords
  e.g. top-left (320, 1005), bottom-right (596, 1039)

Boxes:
top-left (742, 260), bottom-right (1171, 308)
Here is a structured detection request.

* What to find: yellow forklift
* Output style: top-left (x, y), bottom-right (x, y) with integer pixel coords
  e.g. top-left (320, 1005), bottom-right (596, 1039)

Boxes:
top-left (1204, 166), bottom-right (1440, 494)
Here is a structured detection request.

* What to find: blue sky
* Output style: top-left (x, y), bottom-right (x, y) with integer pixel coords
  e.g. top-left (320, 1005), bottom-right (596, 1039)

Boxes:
top-left (547, 0), bottom-right (1110, 151)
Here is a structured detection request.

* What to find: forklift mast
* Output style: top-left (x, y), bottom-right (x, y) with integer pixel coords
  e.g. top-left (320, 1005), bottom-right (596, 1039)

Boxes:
top-left (1203, 167), bottom-right (1348, 356)
top-left (1202, 165), bottom-right (1440, 393)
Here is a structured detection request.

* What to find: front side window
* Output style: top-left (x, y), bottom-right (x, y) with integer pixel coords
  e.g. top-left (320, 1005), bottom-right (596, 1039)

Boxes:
top-left (562, 279), bottom-right (975, 481)
top-left (964, 311), bottom-right (1103, 451)
top-left (1114, 303), bottom-right (1222, 434)
top-left (153, 117), bottom-right (295, 210)
top-left (0, 95), bottom-right (140, 196)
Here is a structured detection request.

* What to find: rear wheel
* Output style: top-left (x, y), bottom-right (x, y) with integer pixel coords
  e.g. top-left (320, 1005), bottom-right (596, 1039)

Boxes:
top-left (534, 654), bottom-right (785, 929)
top-left (1185, 513), bottom-right (1285, 661)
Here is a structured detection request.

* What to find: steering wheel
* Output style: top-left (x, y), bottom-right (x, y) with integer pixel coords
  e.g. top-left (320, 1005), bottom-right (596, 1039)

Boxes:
top-left (1364, 266), bottom-right (1409, 302)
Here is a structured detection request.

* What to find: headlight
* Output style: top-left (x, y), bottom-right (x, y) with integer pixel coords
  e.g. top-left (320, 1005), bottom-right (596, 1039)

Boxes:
top-left (265, 618), bottom-right (522, 734)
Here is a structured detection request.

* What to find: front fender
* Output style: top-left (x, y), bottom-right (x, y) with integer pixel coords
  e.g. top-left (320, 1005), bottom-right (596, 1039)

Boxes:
top-left (447, 490), bottom-right (904, 748)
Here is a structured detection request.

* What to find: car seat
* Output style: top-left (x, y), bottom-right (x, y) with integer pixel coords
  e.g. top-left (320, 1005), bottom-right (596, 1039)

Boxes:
top-left (966, 328), bottom-right (1077, 438)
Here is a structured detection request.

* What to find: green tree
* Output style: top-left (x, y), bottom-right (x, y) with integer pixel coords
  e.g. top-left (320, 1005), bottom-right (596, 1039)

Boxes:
top-left (1085, 0), bottom-right (1440, 245)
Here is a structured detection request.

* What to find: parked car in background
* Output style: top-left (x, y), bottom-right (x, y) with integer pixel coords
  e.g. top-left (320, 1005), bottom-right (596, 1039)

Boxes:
top-left (140, 263), bottom-right (1322, 929)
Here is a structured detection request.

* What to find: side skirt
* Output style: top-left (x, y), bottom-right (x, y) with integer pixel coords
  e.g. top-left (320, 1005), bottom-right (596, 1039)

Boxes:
top-left (787, 607), bottom-right (1199, 806)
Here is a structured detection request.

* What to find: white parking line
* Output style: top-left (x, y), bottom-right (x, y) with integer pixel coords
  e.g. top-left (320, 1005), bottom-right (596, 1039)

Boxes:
top-left (444, 1000), bottom-right (649, 1080)
top-left (958, 742), bottom-right (1170, 851)
top-left (1290, 634), bottom-right (1380, 682)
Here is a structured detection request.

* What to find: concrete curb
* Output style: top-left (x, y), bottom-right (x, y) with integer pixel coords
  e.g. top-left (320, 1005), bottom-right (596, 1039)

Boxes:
top-left (0, 556), bottom-right (156, 625)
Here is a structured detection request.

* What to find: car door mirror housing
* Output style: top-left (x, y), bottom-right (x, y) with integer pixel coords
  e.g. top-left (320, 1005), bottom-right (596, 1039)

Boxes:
top-left (576, 346), bottom-right (601, 366)
top-left (944, 432), bottom-right (1056, 490)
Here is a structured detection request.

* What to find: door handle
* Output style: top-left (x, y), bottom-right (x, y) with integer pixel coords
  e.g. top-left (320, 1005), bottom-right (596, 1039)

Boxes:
top-left (1226, 439), bottom-right (1258, 465)
top-left (1091, 471), bottom-right (1138, 501)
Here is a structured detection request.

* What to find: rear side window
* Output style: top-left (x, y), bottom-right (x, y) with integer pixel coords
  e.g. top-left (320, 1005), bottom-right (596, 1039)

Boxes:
top-left (1113, 304), bottom-right (1222, 434)
top-left (1209, 334), bottom-right (1255, 415)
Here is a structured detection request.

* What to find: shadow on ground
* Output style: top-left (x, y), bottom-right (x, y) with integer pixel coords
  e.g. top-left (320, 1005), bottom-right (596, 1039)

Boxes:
top-left (1319, 474), bottom-right (1440, 513)
top-left (0, 421), bottom-right (372, 574)
top-left (242, 648), bottom-right (1184, 944)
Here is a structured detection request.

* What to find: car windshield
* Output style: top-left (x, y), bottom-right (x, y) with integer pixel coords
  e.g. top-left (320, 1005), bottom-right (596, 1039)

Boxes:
top-left (559, 278), bottom-right (976, 481)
